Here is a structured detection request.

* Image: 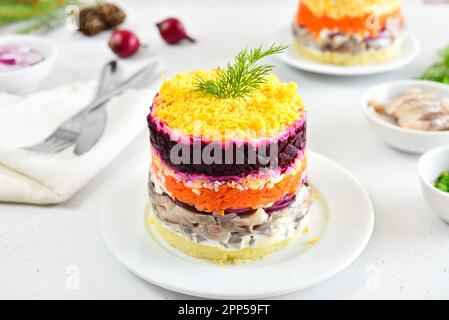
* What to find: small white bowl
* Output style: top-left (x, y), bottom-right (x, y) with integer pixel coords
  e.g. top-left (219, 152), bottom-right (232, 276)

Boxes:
top-left (0, 35), bottom-right (57, 93)
top-left (418, 146), bottom-right (449, 223)
top-left (361, 80), bottom-right (449, 153)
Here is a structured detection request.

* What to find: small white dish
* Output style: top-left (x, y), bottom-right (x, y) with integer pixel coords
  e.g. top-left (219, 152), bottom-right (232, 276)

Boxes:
top-left (274, 27), bottom-right (420, 76)
top-left (0, 35), bottom-right (57, 93)
top-left (361, 80), bottom-right (449, 153)
top-left (100, 151), bottom-right (374, 299)
top-left (418, 146), bottom-right (449, 223)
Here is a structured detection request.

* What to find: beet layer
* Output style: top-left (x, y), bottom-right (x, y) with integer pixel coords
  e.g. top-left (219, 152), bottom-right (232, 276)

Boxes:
top-left (148, 116), bottom-right (306, 177)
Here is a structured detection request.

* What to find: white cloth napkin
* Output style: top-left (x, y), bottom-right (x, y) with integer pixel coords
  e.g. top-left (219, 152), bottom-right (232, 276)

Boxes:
top-left (0, 82), bottom-right (151, 204)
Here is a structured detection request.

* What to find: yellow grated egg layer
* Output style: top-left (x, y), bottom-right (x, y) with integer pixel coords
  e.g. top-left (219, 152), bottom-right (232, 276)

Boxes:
top-left (300, 0), bottom-right (402, 19)
top-left (152, 70), bottom-right (305, 140)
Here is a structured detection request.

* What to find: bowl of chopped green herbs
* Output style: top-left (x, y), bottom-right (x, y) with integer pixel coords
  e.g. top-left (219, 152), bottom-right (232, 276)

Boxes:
top-left (418, 145), bottom-right (449, 223)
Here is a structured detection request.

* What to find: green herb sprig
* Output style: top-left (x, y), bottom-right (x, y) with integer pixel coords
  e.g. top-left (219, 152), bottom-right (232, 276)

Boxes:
top-left (420, 45), bottom-right (449, 84)
top-left (194, 43), bottom-right (288, 99)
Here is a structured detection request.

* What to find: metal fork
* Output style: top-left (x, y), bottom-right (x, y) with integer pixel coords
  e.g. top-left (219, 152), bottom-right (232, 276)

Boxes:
top-left (24, 61), bottom-right (119, 153)
top-left (24, 61), bottom-right (157, 153)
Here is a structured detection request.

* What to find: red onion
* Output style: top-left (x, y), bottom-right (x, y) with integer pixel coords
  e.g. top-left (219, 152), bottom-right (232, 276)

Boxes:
top-left (155, 17), bottom-right (195, 45)
top-left (224, 207), bottom-right (256, 215)
top-left (0, 59), bottom-right (16, 65)
top-left (108, 29), bottom-right (140, 58)
top-left (0, 45), bottom-right (44, 69)
top-left (265, 194), bottom-right (296, 213)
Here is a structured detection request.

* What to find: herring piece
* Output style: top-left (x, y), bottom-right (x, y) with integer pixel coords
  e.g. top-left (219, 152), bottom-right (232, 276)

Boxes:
top-left (371, 88), bottom-right (449, 132)
top-left (150, 183), bottom-right (313, 250)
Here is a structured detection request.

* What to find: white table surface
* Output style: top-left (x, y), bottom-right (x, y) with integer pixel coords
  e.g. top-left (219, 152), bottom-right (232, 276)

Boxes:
top-left (1, 0), bottom-right (449, 300)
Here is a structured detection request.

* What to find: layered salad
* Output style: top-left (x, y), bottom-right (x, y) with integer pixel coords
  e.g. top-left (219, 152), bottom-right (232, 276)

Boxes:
top-left (146, 45), bottom-right (313, 264)
top-left (293, 0), bottom-right (404, 65)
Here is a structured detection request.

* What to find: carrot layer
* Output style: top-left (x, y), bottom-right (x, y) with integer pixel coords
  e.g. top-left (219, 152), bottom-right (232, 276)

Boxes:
top-left (296, 2), bottom-right (402, 38)
top-left (162, 162), bottom-right (306, 214)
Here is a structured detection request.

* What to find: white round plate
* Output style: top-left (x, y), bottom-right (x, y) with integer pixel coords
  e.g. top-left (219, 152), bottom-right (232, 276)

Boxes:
top-left (274, 27), bottom-right (420, 76)
top-left (100, 152), bottom-right (374, 299)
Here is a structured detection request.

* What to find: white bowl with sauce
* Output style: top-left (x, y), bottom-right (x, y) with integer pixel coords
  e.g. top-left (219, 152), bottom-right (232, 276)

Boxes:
top-left (361, 80), bottom-right (449, 153)
top-left (418, 146), bottom-right (449, 223)
top-left (0, 35), bottom-right (57, 93)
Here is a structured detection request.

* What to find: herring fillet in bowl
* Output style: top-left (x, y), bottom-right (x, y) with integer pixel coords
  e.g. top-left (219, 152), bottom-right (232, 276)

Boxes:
top-left (361, 80), bottom-right (449, 153)
top-left (0, 35), bottom-right (57, 93)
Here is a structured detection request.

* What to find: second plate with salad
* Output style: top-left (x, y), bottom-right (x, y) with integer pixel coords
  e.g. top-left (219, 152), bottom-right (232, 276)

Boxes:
top-left (274, 27), bottom-right (420, 76)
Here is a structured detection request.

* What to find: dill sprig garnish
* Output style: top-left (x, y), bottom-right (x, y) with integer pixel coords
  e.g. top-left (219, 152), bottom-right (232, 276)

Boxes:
top-left (194, 44), bottom-right (288, 99)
